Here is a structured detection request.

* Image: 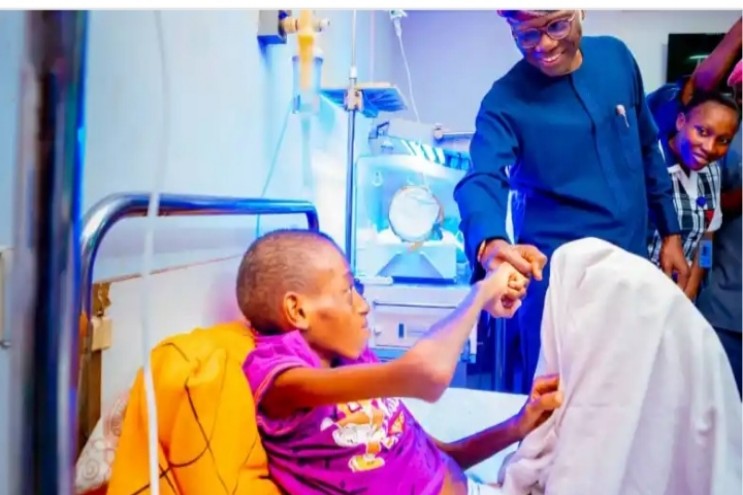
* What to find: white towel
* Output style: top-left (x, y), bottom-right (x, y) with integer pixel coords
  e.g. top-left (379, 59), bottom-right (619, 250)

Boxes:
top-left (501, 237), bottom-right (742, 495)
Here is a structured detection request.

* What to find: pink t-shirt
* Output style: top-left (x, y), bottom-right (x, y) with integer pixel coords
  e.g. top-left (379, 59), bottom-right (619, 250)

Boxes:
top-left (244, 330), bottom-right (448, 494)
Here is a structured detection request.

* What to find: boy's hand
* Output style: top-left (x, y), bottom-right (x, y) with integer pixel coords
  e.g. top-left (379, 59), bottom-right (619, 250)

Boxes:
top-left (478, 262), bottom-right (530, 318)
top-left (515, 374), bottom-right (562, 438)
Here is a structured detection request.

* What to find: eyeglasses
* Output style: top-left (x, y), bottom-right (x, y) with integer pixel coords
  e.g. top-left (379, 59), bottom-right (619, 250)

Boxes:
top-left (512, 11), bottom-right (577, 49)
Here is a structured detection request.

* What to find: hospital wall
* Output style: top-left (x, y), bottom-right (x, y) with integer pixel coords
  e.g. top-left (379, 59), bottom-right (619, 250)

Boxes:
top-left (0, 9), bottom-right (397, 492)
top-left (388, 10), bottom-right (742, 130)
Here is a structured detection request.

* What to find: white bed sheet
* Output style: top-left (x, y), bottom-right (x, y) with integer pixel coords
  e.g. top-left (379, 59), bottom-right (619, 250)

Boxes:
top-left (404, 387), bottom-right (527, 484)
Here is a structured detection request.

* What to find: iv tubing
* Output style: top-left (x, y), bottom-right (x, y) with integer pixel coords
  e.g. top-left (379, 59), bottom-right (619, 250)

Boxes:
top-left (393, 18), bottom-right (420, 122)
top-left (254, 100), bottom-right (294, 236)
top-left (139, 11), bottom-right (170, 495)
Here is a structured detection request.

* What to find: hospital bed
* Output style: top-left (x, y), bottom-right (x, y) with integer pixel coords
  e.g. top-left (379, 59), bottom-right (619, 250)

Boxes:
top-left (72, 192), bottom-right (525, 494)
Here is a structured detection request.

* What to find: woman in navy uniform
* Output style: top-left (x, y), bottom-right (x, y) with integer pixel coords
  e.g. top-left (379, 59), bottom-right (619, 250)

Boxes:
top-left (647, 19), bottom-right (741, 395)
top-left (646, 92), bottom-right (740, 300)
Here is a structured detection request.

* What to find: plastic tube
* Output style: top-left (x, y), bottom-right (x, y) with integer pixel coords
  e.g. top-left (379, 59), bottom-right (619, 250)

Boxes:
top-left (138, 11), bottom-right (171, 495)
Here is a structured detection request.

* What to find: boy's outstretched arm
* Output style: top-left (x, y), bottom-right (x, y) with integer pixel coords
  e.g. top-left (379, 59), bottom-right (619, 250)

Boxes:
top-left (260, 263), bottom-right (533, 419)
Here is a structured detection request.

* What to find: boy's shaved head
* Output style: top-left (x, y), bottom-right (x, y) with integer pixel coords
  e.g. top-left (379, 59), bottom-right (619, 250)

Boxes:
top-left (236, 229), bottom-right (342, 334)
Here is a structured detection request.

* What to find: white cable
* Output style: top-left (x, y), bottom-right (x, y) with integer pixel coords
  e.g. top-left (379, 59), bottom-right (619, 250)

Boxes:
top-left (369, 12), bottom-right (376, 82)
top-left (254, 100), bottom-right (295, 237)
top-left (391, 14), bottom-right (420, 123)
top-left (350, 9), bottom-right (358, 80)
top-left (139, 11), bottom-right (169, 495)
top-left (389, 10), bottom-right (427, 190)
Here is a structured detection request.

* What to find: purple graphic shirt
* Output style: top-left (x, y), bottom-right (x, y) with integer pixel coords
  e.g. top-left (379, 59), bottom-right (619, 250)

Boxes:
top-left (244, 330), bottom-right (448, 494)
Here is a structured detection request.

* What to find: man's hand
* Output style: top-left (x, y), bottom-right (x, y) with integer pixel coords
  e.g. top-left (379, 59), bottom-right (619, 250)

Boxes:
top-left (659, 235), bottom-right (690, 290)
top-left (480, 238), bottom-right (548, 281)
top-left (514, 374), bottom-right (562, 438)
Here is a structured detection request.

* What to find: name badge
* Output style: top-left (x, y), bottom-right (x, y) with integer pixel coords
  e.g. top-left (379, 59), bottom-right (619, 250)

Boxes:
top-left (699, 239), bottom-right (713, 269)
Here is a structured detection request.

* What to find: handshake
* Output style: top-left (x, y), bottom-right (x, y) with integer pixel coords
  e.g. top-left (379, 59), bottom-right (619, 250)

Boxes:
top-left (476, 239), bottom-right (549, 319)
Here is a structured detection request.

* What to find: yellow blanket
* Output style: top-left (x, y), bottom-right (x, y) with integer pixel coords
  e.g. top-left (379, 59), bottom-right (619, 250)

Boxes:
top-left (107, 321), bottom-right (281, 495)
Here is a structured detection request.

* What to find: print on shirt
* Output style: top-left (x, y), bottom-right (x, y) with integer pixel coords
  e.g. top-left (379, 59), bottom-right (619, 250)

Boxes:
top-left (320, 397), bottom-right (406, 473)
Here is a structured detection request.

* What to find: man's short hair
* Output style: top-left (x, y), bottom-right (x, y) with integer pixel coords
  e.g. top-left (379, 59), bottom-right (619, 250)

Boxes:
top-left (497, 10), bottom-right (558, 25)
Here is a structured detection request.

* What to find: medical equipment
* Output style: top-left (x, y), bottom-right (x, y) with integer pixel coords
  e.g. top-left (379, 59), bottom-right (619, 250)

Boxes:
top-left (387, 185), bottom-right (443, 243)
top-left (353, 151), bottom-right (470, 283)
top-left (257, 9), bottom-right (329, 112)
top-left (344, 9), bottom-right (482, 373)
top-left (257, 10), bottom-right (329, 47)
top-left (289, 10), bottom-right (328, 115)
top-left (353, 115), bottom-right (482, 376)
top-left (257, 10), bottom-right (328, 235)
top-left (364, 283), bottom-right (477, 387)
top-left (318, 11), bottom-right (408, 272)
top-left (370, 118), bottom-right (473, 165)
top-left (292, 48), bottom-right (324, 114)
top-left (353, 116), bottom-right (505, 387)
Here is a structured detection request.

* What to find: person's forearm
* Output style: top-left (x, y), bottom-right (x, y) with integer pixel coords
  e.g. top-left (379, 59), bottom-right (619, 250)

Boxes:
top-left (404, 283), bottom-right (486, 400)
top-left (455, 179), bottom-right (510, 267)
top-left (689, 17), bottom-right (742, 97)
top-left (454, 129), bottom-right (511, 267)
top-left (436, 416), bottom-right (523, 471)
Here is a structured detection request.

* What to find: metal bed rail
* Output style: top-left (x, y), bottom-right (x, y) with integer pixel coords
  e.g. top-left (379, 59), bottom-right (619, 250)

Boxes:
top-left (79, 193), bottom-right (320, 327)
top-left (75, 193), bottom-right (320, 446)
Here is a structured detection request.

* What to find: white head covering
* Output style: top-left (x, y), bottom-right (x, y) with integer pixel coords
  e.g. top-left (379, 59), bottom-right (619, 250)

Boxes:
top-left (501, 237), bottom-right (742, 495)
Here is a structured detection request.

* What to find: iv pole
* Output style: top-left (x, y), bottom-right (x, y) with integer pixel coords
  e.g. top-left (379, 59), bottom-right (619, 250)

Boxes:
top-left (8, 10), bottom-right (88, 494)
top-left (338, 11), bottom-right (407, 271)
top-left (343, 10), bottom-right (362, 271)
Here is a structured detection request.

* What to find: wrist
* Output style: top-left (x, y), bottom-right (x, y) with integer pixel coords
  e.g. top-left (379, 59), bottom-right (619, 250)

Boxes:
top-left (471, 280), bottom-right (489, 310)
top-left (478, 238), bottom-right (508, 267)
top-left (662, 234), bottom-right (681, 244)
top-left (509, 413), bottom-right (529, 441)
